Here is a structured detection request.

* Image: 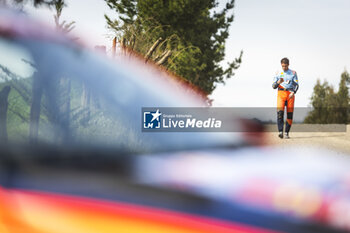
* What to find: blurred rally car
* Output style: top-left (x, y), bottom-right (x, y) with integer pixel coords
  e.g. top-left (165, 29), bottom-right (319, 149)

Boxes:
top-left (0, 8), bottom-right (350, 233)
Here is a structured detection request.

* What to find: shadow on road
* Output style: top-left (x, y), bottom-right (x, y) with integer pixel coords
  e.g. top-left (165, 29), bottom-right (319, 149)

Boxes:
top-left (289, 134), bottom-right (346, 139)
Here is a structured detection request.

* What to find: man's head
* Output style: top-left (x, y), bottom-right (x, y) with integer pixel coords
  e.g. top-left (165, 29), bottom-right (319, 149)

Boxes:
top-left (281, 57), bottom-right (289, 71)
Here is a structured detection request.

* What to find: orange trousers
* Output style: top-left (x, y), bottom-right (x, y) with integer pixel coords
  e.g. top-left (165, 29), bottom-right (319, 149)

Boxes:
top-left (277, 90), bottom-right (295, 133)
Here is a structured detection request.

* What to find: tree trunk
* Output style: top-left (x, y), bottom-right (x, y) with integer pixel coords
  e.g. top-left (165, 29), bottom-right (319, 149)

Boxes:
top-left (81, 83), bottom-right (90, 125)
top-left (29, 73), bottom-right (43, 143)
top-left (156, 50), bottom-right (172, 66)
top-left (60, 77), bottom-right (71, 143)
top-left (112, 37), bottom-right (117, 58)
top-left (0, 86), bottom-right (11, 143)
top-left (145, 37), bottom-right (162, 63)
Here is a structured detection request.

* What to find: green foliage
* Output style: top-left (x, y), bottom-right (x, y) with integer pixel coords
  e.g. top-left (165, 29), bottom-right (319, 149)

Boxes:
top-left (53, 0), bottom-right (75, 34)
top-left (0, 65), bottom-right (150, 151)
top-left (304, 70), bottom-right (350, 124)
top-left (105, 0), bottom-right (242, 94)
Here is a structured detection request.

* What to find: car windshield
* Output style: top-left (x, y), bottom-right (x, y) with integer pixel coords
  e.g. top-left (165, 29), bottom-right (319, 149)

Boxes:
top-left (0, 37), bottom-right (243, 154)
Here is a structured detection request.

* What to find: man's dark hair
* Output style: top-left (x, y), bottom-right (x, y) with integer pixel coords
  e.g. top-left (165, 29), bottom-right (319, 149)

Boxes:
top-left (281, 57), bottom-right (289, 65)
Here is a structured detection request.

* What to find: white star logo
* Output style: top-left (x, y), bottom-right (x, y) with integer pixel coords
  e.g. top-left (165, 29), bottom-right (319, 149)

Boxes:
top-left (150, 109), bottom-right (162, 122)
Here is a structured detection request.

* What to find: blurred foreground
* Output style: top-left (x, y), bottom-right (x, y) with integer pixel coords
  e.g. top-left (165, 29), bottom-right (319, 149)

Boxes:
top-left (1, 8), bottom-right (350, 233)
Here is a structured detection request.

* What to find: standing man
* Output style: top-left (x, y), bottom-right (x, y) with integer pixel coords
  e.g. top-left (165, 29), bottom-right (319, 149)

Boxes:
top-left (272, 58), bottom-right (299, 139)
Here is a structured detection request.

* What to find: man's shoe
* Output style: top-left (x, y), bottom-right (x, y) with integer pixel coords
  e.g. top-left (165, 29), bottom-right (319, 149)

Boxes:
top-left (284, 133), bottom-right (290, 139)
top-left (278, 132), bottom-right (283, 139)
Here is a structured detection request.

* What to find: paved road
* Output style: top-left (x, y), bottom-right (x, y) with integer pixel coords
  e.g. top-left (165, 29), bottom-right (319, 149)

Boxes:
top-left (265, 131), bottom-right (350, 154)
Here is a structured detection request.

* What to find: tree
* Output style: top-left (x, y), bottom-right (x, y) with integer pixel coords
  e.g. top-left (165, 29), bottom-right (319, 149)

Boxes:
top-left (105, 0), bottom-right (242, 95)
top-left (304, 70), bottom-right (350, 124)
top-left (27, 0), bottom-right (74, 143)
top-left (336, 70), bottom-right (350, 123)
top-left (53, 0), bottom-right (75, 33)
top-left (0, 86), bottom-right (11, 142)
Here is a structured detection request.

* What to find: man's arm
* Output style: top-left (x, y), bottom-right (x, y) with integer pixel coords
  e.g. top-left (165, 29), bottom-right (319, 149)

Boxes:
top-left (292, 73), bottom-right (299, 93)
top-left (288, 73), bottom-right (299, 99)
top-left (272, 76), bottom-right (280, 89)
